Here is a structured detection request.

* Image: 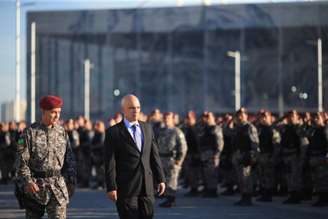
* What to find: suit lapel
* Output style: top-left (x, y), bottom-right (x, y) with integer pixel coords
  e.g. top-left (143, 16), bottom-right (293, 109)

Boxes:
top-left (140, 122), bottom-right (147, 154)
top-left (118, 121), bottom-right (140, 153)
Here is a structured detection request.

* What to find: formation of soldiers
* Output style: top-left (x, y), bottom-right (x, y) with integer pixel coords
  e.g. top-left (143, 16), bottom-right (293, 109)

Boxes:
top-left (150, 108), bottom-right (328, 207)
top-left (1, 107), bottom-right (328, 208)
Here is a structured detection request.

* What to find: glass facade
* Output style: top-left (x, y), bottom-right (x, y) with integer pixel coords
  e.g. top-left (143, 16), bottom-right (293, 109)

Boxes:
top-left (27, 2), bottom-right (328, 121)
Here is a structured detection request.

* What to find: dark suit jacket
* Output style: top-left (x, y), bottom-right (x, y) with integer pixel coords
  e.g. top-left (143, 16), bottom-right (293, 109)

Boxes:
top-left (104, 121), bottom-right (165, 198)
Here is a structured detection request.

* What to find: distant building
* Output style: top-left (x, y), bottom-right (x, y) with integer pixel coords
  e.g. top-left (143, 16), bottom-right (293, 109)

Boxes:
top-left (1, 100), bottom-right (26, 122)
top-left (26, 1), bottom-right (328, 122)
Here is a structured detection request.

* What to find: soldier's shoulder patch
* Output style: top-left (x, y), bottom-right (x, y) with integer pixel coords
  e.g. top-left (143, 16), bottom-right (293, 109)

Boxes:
top-left (17, 138), bottom-right (24, 145)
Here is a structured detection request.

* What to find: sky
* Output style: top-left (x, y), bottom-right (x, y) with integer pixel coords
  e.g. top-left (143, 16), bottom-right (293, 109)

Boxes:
top-left (0, 0), bottom-right (316, 107)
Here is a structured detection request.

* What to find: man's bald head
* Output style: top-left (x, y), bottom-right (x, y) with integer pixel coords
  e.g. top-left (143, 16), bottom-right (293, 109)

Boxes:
top-left (121, 94), bottom-right (141, 122)
top-left (121, 95), bottom-right (139, 108)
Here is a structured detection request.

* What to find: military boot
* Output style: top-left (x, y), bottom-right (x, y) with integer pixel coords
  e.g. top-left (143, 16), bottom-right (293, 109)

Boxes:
top-left (312, 192), bottom-right (328, 207)
top-left (159, 196), bottom-right (176, 208)
top-left (234, 194), bottom-right (253, 206)
top-left (283, 191), bottom-right (301, 204)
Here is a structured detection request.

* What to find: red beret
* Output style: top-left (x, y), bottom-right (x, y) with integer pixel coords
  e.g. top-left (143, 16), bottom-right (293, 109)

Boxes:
top-left (39, 95), bottom-right (63, 110)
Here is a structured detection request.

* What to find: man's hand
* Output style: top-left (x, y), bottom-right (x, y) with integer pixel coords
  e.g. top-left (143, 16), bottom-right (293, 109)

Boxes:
top-left (157, 182), bottom-right (165, 196)
top-left (24, 182), bottom-right (40, 194)
top-left (107, 190), bottom-right (117, 202)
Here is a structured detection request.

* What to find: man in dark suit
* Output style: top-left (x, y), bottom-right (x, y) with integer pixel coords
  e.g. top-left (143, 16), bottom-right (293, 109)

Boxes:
top-left (104, 94), bottom-right (166, 219)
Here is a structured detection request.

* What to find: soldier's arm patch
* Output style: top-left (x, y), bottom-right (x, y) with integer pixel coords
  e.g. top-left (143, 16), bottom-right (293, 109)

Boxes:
top-left (17, 138), bottom-right (25, 146)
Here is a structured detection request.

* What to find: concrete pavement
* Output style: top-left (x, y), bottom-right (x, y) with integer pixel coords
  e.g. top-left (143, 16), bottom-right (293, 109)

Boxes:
top-left (1, 185), bottom-right (327, 219)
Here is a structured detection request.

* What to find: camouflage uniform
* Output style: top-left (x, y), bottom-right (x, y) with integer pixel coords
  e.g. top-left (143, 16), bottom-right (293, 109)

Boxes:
top-left (280, 124), bottom-right (308, 203)
top-left (199, 124), bottom-right (224, 196)
top-left (232, 122), bottom-right (259, 202)
top-left (257, 124), bottom-right (281, 201)
top-left (157, 126), bottom-right (187, 199)
top-left (307, 125), bottom-right (328, 205)
top-left (15, 122), bottom-right (76, 219)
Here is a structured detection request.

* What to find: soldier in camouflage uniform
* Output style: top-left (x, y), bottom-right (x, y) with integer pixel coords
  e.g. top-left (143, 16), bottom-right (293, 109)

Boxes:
top-left (198, 112), bottom-right (224, 197)
top-left (256, 111), bottom-right (281, 202)
top-left (232, 108), bottom-right (259, 206)
top-left (15, 95), bottom-right (76, 219)
top-left (157, 112), bottom-right (187, 207)
top-left (307, 112), bottom-right (328, 207)
top-left (280, 110), bottom-right (308, 204)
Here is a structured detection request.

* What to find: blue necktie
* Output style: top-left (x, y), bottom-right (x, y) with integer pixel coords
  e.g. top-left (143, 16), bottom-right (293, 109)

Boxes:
top-left (131, 125), bottom-right (142, 151)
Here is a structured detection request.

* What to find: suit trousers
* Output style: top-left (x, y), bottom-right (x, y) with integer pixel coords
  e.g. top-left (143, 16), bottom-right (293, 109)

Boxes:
top-left (116, 196), bottom-right (154, 219)
top-left (116, 177), bottom-right (155, 219)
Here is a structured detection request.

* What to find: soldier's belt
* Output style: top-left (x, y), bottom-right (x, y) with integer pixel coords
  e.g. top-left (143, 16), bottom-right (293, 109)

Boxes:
top-left (159, 152), bottom-right (174, 157)
top-left (32, 170), bottom-right (61, 178)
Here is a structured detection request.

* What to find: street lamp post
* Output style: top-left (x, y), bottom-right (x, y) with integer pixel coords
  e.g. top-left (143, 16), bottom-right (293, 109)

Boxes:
top-left (15, 0), bottom-right (21, 121)
top-left (318, 38), bottom-right (323, 112)
top-left (16, 0), bottom-right (36, 123)
top-left (84, 59), bottom-right (93, 120)
top-left (227, 51), bottom-right (241, 111)
top-left (306, 38), bottom-right (324, 112)
top-left (30, 22), bottom-right (36, 123)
